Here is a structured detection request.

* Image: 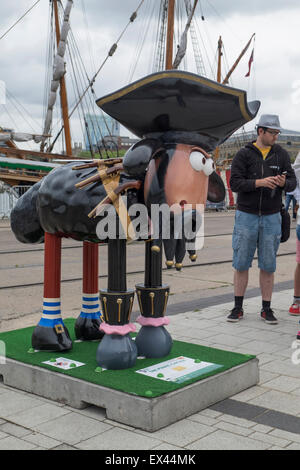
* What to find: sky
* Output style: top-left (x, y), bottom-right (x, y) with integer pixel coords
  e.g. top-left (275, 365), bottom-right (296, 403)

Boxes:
top-left (0, 0), bottom-right (300, 153)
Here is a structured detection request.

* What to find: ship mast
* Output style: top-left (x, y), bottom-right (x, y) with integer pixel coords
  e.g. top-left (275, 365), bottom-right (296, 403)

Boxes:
top-left (165, 0), bottom-right (175, 69)
top-left (53, 0), bottom-right (72, 156)
top-left (214, 36), bottom-right (223, 162)
top-left (222, 33), bottom-right (255, 85)
top-left (217, 36), bottom-right (223, 83)
top-left (214, 34), bottom-right (255, 165)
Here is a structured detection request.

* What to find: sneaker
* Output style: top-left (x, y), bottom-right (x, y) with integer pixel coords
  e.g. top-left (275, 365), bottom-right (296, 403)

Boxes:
top-left (289, 303), bottom-right (300, 316)
top-left (227, 307), bottom-right (243, 322)
top-left (297, 331), bottom-right (300, 341)
top-left (260, 308), bottom-right (278, 324)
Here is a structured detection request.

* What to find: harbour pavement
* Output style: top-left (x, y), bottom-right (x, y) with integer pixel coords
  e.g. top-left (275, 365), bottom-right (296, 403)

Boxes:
top-left (1, 291), bottom-right (300, 451)
top-left (1, 218), bottom-right (300, 451)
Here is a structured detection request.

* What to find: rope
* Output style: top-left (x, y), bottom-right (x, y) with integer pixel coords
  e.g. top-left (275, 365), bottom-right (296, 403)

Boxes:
top-left (47, 0), bottom-right (145, 152)
top-left (128, 0), bottom-right (155, 81)
top-left (0, 0), bottom-right (41, 41)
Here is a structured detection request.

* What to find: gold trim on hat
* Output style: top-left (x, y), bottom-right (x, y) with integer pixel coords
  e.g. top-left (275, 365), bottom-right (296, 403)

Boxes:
top-left (96, 71), bottom-right (252, 123)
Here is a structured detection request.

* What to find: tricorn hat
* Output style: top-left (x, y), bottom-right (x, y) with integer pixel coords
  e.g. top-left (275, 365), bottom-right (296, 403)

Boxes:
top-left (256, 114), bottom-right (282, 131)
top-left (96, 70), bottom-right (260, 151)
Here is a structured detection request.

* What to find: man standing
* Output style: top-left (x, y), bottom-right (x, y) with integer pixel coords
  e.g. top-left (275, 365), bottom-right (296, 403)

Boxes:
top-left (227, 114), bottom-right (296, 324)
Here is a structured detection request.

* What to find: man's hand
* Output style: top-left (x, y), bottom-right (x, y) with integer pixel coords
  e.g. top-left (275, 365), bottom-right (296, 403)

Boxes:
top-left (274, 174), bottom-right (286, 188)
top-left (255, 174), bottom-right (286, 189)
top-left (255, 176), bottom-right (278, 189)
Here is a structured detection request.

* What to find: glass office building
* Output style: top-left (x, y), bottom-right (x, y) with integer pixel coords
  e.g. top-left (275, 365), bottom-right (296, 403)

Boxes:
top-left (84, 114), bottom-right (120, 150)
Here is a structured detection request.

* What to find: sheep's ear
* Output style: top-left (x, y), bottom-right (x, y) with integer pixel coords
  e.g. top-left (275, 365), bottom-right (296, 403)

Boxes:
top-left (207, 172), bottom-right (226, 203)
top-left (123, 138), bottom-right (161, 176)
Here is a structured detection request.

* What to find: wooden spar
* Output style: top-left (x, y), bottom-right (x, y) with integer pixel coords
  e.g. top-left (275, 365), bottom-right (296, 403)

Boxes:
top-left (53, 0), bottom-right (72, 156)
top-left (166, 0), bottom-right (175, 70)
top-left (214, 36), bottom-right (223, 162)
top-left (214, 34), bottom-right (255, 163)
top-left (217, 36), bottom-right (223, 83)
top-left (222, 33), bottom-right (255, 85)
top-left (0, 146), bottom-right (72, 160)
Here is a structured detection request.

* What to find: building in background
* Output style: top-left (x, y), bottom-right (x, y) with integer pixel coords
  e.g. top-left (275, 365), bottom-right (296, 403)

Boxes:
top-left (218, 127), bottom-right (300, 168)
top-left (84, 113), bottom-right (120, 151)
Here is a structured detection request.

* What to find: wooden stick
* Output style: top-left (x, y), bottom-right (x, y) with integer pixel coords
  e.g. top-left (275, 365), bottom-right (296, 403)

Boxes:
top-left (88, 180), bottom-right (141, 218)
top-left (75, 173), bottom-right (101, 188)
top-left (72, 158), bottom-right (123, 170)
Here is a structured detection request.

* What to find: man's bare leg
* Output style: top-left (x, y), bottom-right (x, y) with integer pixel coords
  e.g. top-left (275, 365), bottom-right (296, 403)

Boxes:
top-left (259, 269), bottom-right (274, 301)
top-left (234, 269), bottom-right (249, 296)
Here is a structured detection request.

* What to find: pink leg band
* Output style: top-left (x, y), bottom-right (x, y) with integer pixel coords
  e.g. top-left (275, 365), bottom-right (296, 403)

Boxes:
top-left (136, 315), bottom-right (170, 327)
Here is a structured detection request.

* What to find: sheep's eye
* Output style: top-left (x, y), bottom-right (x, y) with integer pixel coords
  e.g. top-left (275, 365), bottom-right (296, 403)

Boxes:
top-left (189, 151), bottom-right (215, 175)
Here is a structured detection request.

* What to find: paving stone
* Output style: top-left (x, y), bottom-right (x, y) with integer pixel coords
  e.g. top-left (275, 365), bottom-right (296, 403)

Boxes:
top-left (52, 444), bottom-right (79, 450)
top-left (103, 420), bottom-right (135, 431)
top-left (240, 340), bottom-right (282, 354)
top-left (34, 412), bottom-right (113, 445)
top-left (253, 410), bottom-right (300, 434)
top-left (219, 414), bottom-right (255, 429)
top-left (0, 436), bottom-right (37, 450)
top-left (7, 404), bottom-right (71, 428)
top-left (252, 424), bottom-right (274, 434)
top-left (256, 353), bottom-right (277, 365)
top-left (249, 390), bottom-right (300, 416)
top-left (151, 443), bottom-right (184, 450)
top-left (214, 421), bottom-right (253, 436)
top-left (209, 333), bottom-right (247, 347)
top-left (262, 376), bottom-right (300, 393)
top-left (249, 431), bottom-right (291, 448)
top-left (210, 399), bottom-right (267, 420)
top-left (187, 413), bottom-right (219, 427)
top-left (139, 418), bottom-right (214, 447)
top-left (285, 442), bottom-right (300, 450)
top-left (232, 386), bottom-right (269, 403)
top-left (270, 428), bottom-right (300, 444)
top-left (0, 430), bottom-right (9, 440)
top-left (261, 359), bottom-right (300, 379)
top-left (23, 432), bottom-right (62, 449)
top-left (198, 408), bottom-right (223, 419)
top-left (259, 370), bottom-right (280, 384)
top-left (185, 430), bottom-right (271, 450)
top-left (0, 391), bottom-right (43, 418)
top-left (77, 427), bottom-right (161, 450)
top-left (0, 422), bottom-right (31, 438)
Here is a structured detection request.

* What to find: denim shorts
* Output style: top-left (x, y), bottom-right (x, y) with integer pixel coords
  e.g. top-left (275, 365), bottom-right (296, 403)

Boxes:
top-left (232, 210), bottom-right (282, 273)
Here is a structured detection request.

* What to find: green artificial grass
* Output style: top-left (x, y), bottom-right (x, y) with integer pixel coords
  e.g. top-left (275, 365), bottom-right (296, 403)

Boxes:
top-left (0, 319), bottom-right (255, 398)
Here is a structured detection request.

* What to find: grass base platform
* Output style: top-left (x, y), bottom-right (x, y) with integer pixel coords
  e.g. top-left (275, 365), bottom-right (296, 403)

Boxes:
top-left (0, 319), bottom-right (259, 431)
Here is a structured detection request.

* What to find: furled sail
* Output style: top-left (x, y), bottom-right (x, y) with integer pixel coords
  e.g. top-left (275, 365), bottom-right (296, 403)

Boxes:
top-left (40, 0), bottom-right (73, 151)
top-left (0, 132), bottom-right (45, 143)
top-left (173, 0), bottom-right (198, 70)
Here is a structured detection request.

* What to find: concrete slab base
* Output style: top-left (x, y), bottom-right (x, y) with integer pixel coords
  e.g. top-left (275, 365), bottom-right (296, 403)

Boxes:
top-left (0, 357), bottom-right (259, 432)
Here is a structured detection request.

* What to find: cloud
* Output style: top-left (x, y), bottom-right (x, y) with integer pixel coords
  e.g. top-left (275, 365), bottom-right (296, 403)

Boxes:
top-left (0, 0), bottom-right (300, 153)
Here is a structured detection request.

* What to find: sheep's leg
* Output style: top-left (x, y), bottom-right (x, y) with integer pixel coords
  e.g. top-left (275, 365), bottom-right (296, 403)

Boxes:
top-left (135, 240), bottom-right (172, 358)
top-left (74, 242), bottom-right (104, 341)
top-left (96, 239), bottom-right (137, 370)
top-left (31, 233), bottom-right (72, 351)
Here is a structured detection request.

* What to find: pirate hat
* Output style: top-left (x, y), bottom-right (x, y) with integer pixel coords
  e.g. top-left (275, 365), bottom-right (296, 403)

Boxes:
top-left (96, 70), bottom-right (260, 151)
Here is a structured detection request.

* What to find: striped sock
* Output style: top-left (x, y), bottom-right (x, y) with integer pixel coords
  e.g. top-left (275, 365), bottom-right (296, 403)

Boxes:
top-left (39, 298), bottom-right (65, 331)
top-left (80, 293), bottom-right (103, 322)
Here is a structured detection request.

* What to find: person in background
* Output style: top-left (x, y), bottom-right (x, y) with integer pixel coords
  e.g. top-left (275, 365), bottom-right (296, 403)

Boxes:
top-left (288, 154), bottom-right (300, 335)
top-left (228, 114), bottom-right (296, 324)
top-left (285, 191), bottom-right (297, 220)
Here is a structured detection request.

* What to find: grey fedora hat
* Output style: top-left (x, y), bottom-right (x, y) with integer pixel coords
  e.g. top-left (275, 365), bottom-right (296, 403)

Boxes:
top-left (256, 114), bottom-right (282, 131)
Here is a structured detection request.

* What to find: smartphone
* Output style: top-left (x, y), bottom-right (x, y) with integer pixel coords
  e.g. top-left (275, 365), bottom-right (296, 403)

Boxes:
top-left (281, 171), bottom-right (287, 176)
